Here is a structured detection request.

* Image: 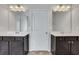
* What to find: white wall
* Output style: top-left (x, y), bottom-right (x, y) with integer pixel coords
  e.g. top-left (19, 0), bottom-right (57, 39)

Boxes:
top-left (0, 5), bottom-right (16, 32)
top-left (9, 12), bottom-right (16, 31)
top-left (0, 5), bottom-right (9, 31)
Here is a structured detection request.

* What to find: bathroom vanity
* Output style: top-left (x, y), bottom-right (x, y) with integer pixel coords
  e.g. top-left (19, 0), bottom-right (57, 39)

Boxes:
top-left (51, 32), bottom-right (79, 55)
top-left (0, 32), bottom-right (29, 55)
top-left (50, 4), bottom-right (79, 55)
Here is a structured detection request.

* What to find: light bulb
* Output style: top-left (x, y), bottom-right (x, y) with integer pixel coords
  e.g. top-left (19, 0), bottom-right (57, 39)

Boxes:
top-left (66, 6), bottom-right (70, 9)
top-left (20, 5), bottom-right (24, 8)
top-left (61, 5), bottom-right (65, 9)
top-left (53, 5), bottom-right (60, 12)
top-left (60, 5), bottom-right (65, 12)
top-left (10, 5), bottom-right (26, 12)
top-left (56, 5), bottom-right (65, 12)
top-left (64, 6), bottom-right (70, 11)
top-left (56, 5), bottom-right (60, 11)
top-left (65, 8), bottom-right (70, 11)
top-left (52, 5), bottom-right (71, 12)
top-left (15, 5), bottom-right (19, 9)
top-left (56, 5), bottom-right (60, 9)
top-left (10, 5), bottom-right (13, 9)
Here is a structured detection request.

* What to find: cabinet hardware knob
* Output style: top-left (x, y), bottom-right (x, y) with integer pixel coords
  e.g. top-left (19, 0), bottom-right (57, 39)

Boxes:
top-left (68, 41), bottom-right (71, 43)
top-left (60, 39), bottom-right (62, 40)
top-left (24, 38), bottom-right (26, 39)
top-left (71, 41), bottom-right (74, 44)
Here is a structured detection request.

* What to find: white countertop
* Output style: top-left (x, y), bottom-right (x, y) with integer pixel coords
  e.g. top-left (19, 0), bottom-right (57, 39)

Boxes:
top-left (51, 32), bottom-right (79, 36)
top-left (0, 31), bottom-right (29, 36)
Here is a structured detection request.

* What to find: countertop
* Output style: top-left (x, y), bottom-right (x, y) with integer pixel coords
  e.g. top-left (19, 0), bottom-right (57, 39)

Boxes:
top-left (51, 32), bottom-right (79, 36)
top-left (0, 31), bottom-right (29, 36)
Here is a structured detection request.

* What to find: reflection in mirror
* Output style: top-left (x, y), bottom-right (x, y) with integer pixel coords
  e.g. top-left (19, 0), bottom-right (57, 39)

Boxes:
top-left (9, 4), bottom-right (29, 32)
top-left (52, 4), bottom-right (71, 32)
top-left (15, 12), bottom-right (28, 32)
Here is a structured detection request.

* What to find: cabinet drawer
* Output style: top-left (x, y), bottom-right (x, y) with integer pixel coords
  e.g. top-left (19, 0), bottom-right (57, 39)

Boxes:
top-left (56, 37), bottom-right (65, 41)
top-left (0, 37), bottom-right (2, 40)
top-left (56, 37), bottom-right (77, 41)
top-left (3, 37), bottom-right (14, 41)
top-left (64, 37), bottom-right (77, 41)
top-left (15, 37), bottom-right (24, 40)
top-left (0, 41), bottom-right (8, 55)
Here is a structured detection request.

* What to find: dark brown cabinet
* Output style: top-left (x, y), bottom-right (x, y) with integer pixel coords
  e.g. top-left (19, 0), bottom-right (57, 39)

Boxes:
top-left (0, 34), bottom-right (29, 55)
top-left (0, 37), bottom-right (9, 55)
top-left (51, 35), bottom-right (79, 55)
top-left (0, 41), bottom-right (8, 55)
top-left (3, 36), bottom-right (25, 55)
top-left (71, 40), bottom-right (79, 55)
top-left (10, 37), bottom-right (24, 55)
top-left (10, 40), bottom-right (24, 55)
top-left (56, 37), bottom-right (69, 55)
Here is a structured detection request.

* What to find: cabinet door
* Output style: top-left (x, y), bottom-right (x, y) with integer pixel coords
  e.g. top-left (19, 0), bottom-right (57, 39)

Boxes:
top-left (0, 41), bottom-right (8, 55)
top-left (10, 40), bottom-right (24, 55)
top-left (71, 40), bottom-right (79, 55)
top-left (56, 37), bottom-right (69, 55)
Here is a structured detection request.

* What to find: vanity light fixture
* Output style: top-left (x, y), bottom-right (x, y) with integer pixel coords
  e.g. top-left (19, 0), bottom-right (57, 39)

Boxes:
top-left (9, 5), bottom-right (26, 12)
top-left (53, 4), bottom-right (71, 12)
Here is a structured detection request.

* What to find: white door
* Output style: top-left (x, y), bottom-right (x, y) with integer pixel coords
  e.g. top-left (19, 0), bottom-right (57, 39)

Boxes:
top-left (30, 9), bottom-right (50, 51)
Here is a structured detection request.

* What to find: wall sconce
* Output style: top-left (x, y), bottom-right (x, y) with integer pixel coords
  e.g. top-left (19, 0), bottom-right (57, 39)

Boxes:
top-left (9, 4), bottom-right (26, 12)
top-left (53, 5), bottom-right (71, 12)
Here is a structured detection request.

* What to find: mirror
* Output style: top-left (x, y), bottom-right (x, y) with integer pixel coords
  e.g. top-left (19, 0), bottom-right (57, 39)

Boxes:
top-left (14, 12), bottom-right (29, 32)
top-left (52, 4), bottom-right (71, 32)
top-left (9, 5), bottom-right (29, 32)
